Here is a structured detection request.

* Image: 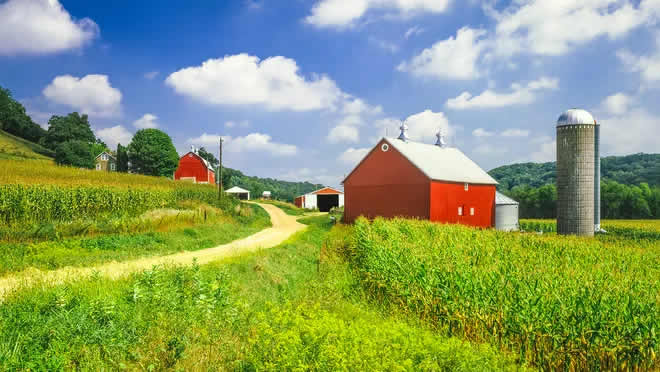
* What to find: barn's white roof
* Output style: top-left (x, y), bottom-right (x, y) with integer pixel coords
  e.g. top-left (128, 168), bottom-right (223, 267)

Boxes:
top-left (226, 186), bottom-right (249, 194)
top-left (496, 191), bottom-right (519, 205)
top-left (363, 138), bottom-right (498, 185)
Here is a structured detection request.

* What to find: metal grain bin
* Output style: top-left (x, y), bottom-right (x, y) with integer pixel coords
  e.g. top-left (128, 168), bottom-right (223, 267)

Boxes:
top-left (495, 191), bottom-right (519, 231)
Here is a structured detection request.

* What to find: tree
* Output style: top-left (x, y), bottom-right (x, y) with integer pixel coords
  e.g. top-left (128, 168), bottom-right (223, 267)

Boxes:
top-left (45, 113), bottom-right (96, 149)
top-left (127, 129), bottom-right (179, 177)
top-left (116, 143), bottom-right (129, 172)
top-left (0, 85), bottom-right (47, 143)
top-left (197, 146), bottom-right (219, 168)
top-left (54, 140), bottom-right (95, 168)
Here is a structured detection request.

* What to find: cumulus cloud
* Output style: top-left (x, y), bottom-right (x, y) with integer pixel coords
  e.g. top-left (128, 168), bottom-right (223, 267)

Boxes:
top-left (143, 71), bottom-right (159, 80)
top-left (446, 77), bottom-right (558, 110)
top-left (529, 139), bottom-right (556, 162)
top-left (187, 133), bottom-right (297, 156)
top-left (600, 108), bottom-right (660, 155)
top-left (405, 26), bottom-right (424, 39)
top-left (305, 0), bottom-right (451, 28)
top-left (328, 125), bottom-right (360, 143)
top-left (490, 0), bottom-right (659, 57)
top-left (398, 27), bottom-right (487, 80)
top-left (472, 128), bottom-right (494, 137)
top-left (404, 109), bottom-right (453, 142)
top-left (225, 120), bottom-right (250, 128)
top-left (600, 93), bottom-right (634, 115)
top-left (617, 36), bottom-right (660, 83)
top-left (339, 147), bottom-right (370, 165)
top-left (0, 0), bottom-right (98, 55)
top-left (500, 129), bottom-right (530, 137)
top-left (96, 125), bottom-right (133, 147)
top-left (166, 54), bottom-right (342, 112)
top-left (43, 74), bottom-right (122, 117)
top-left (133, 114), bottom-right (159, 129)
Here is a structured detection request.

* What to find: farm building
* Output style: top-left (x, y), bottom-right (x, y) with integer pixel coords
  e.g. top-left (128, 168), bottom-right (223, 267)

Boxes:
top-left (495, 191), bottom-right (519, 231)
top-left (95, 151), bottom-right (116, 172)
top-left (294, 187), bottom-right (344, 212)
top-left (226, 186), bottom-right (250, 200)
top-left (342, 129), bottom-right (498, 227)
top-left (262, 191), bottom-right (272, 199)
top-left (174, 147), bottom-right (216, 184)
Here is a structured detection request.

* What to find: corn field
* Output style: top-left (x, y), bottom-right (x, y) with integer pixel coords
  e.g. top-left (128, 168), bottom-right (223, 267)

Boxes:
top-left (337, 217), bottom-right (660, 370)
top-left (521, 219), bottom-right (660, 240)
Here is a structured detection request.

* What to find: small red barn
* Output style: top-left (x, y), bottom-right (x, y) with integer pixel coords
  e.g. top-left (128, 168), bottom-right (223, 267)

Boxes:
top-left (174, 151), bottom-right (216, 184)
top-left (294, 187), bottom-right (344, 211)
top-left (342, 137), bottom-right (498, 228)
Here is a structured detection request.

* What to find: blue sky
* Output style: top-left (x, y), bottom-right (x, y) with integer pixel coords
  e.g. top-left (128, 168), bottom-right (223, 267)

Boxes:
top-left (1, 0), bottom-right (659, 187)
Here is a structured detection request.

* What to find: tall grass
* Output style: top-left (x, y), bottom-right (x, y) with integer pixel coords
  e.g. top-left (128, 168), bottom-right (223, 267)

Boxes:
top-left (335, 217), bottom-right (660, 370)
top-left (521, 219), bottom-right (660, 240)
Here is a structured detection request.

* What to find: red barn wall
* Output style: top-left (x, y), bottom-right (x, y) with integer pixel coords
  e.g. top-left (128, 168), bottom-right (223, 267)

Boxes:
top-left (294, 196), bottom-right (304, 208)
top-left (429, 182), bottom-right (495, 228)
top-left (174, 153), bottom-right (213, 183)
top-left (343, 140), bottom-right (430, 223)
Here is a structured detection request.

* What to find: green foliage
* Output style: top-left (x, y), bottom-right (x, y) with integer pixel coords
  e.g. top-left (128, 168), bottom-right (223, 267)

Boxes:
top-left (0, 263), bottom-right (231, 370)
top-left (44, 113), bottom-right (96, 150)
top-left (222, 166), bottom-right (324, 202)
top-left (259, 199), bottom-right (305, 216)
top-left (54, 140), bottom-right (95, 168)
top-left (0, 86), bottom-right (46, 144)
top-left (245, 302), bottom-right (521, 371)
top-left (520, 219), bottom-right (660, 240)
top-left (128, 129), bottom-right (179, 177)
top-left (336, 218), bottom-right (660, 370)
top-left (197, 146), bottom-right (218, 168)
top-left (116, 143), bottom-right (129, 172)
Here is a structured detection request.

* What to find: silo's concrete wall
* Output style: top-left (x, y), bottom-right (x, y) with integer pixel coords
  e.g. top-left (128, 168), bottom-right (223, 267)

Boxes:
top-left (557, 124), bottom-right (595, 236)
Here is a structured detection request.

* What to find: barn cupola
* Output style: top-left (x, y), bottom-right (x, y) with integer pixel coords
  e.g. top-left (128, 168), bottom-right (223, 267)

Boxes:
top-left (435, 130), bottom-right (447, 148)
top-left (398, 122), bottom-right (409, 142)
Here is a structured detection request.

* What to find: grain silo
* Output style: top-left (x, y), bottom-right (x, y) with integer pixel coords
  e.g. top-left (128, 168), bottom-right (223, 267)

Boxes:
top-left (556, 109), bottom-right (597, 236)
top-left (495, 191), bottom-right (519, 231)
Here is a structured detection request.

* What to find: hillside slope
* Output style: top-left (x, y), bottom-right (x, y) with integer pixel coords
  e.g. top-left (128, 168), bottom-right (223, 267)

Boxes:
top-left (0, 130), bottom-right (54, 160)
top-left (222, 167), bottom-right (324, 202)
top-left (490, 153), bottom-right (660, 190)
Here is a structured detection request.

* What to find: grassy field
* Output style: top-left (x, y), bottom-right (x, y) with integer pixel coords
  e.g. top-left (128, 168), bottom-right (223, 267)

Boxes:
top-left (332, 217), bottom-right (659, 370)
top-left (0, 130), bottom-right (54, 160)
top-left (0, 215), bottom-right (522, 370)
top-left (521, 218), bottom-right (660, 240)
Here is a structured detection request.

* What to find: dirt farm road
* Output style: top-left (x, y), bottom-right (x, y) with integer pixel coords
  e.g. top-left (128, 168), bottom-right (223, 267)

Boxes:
top-left (0, 203), bottom-right (307, 301)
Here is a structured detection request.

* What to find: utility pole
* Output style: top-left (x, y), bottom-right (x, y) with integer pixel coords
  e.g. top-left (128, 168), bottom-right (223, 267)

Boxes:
top-left (218, 137), bottom-right (223, 199)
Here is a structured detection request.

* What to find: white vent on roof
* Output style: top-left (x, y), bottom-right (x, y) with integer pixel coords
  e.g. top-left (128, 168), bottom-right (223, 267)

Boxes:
top-left (398, 121), bottom-right (409, 142)
top-left (435, 130), bottom-right (447, 148)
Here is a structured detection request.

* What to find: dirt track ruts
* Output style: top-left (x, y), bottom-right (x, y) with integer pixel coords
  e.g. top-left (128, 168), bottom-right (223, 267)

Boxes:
top-left (0, 203), bottom-right (306, 301)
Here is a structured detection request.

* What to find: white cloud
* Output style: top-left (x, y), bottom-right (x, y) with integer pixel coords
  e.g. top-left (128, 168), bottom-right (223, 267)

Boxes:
top-left (405, 26), bottom-right (424, 39)
top-left (305, 0), bottom-right (451, 28)
top-left (600, 93), bottom-right (633, 115)
top-left (328, 125), bottom-right (360, 143)
top-left (500, 129), bottom-right (530, 137)
top-left (472, 128), bottom-right (494, 137)
top-left (166, 54), bottom-right (342, 112)
top-left (617, 36), bottom-right (660, 83)
top-left (0, 0), bottom-right (98, 55)
top-left (187, 133), bottom-right (297, 156)
top-left (369, 37), bottom-right (400, 53)
top-left (446, 77), bottom-right (558, 110)
top-left (404, 109), bottom-right (453, 142)
top-left (133, 114), bottom-right (159, 129)
top-left (490, 0), bottom-right (660, 57)
top-left (144, 71), bottom-right (159, 80)
top-left (339, 147), bottom-right (370, 165)
top-left (398, 27), bottom-right (487, 80)
top-left (474, 143), bottom-right (508, 155)
top-left (529, 139), bottom-right (556, 162)
top-left (96, 125), bottom-right (133, 148)
top-left (601, 108), bottom-right (660, 154)
top-left (43, 74), bottom-right (122, 117)
top-left (225, 120), bottom-right (250, 128)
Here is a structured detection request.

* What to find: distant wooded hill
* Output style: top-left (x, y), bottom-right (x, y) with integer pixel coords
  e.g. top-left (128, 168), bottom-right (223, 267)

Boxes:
top-left (489, 153), bottom-right (660, 191)
top-left (220, 167), bottom-right (323, 202)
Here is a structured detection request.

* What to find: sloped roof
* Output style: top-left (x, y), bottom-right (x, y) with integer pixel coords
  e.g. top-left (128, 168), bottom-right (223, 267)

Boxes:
top-left (311, 187), bottom-right (343, 195)
top-left (95, 151), bottom-right (116, 160)
top-left (182, 151), bottom-right (214, 172)
top-left (496, 191), bottom-right (519, 205)
top-left (226, 186), bottom-right (249, 194)
top-left (343, 138), bottom-right (497, 185)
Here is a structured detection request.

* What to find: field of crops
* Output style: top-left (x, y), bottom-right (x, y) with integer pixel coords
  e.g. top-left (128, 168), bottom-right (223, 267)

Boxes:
top-left (521, 219), bottom-right (660, 240)
top-left (332, 217), bottom-right (660, 370)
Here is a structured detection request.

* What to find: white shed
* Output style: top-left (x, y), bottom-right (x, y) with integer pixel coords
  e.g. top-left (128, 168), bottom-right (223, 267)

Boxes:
top-left (226, 186), bottom-right (250, 200)
top-left (262, 191), bottom-right (272, 200)
top-left (495, 191), bottom-right (519, 231)
top-left (294, 187), bottom-right (344, 212)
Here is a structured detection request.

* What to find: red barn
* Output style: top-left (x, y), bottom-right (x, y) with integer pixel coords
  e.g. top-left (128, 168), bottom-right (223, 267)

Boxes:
top-left (174, 150), bottom-right (216, 184)
top-left (342, 136), bottom-right (498, 228)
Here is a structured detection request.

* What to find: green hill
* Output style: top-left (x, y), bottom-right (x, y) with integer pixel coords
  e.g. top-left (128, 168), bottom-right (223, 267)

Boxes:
top-left (222, 167), bottom-right (324, 202)
top-left (0, 130), bottom-right (54, 160)
top-left (489, 153), bottom-right (660, 191)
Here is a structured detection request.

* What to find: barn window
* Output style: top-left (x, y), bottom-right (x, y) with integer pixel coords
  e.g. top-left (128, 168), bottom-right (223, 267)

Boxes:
top-left (381, 143), bottom-right (389, 152)
top-left (101, 154), bottom-right (107, 161)
top-left (464, 183), bottom-right (469, 191)
top-left (470, 207), bottom-right (475, 216)
top-left (458, 206), bottom-right (463, 216)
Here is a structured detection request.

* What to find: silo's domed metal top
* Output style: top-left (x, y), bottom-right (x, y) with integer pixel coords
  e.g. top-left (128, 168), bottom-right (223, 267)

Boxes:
top-left (557, 108), bottom-right (597, 126)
